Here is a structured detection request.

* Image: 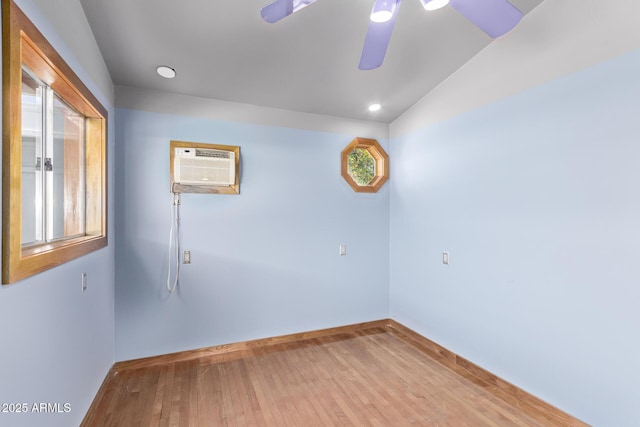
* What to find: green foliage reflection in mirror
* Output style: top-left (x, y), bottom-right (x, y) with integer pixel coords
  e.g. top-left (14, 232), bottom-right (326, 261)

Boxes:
top-left (341, 138), bottom-right (389, 193)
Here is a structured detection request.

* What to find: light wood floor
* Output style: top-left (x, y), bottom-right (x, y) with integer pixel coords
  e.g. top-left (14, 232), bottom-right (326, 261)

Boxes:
top-left (82, 327), bottom-right (582, 426)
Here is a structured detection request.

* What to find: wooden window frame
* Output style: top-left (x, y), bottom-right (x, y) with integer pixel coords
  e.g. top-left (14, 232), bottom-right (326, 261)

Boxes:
top-left (341, 137), bottom-right (389, 193)
top-left (2, 0), bottom-right (108, 284)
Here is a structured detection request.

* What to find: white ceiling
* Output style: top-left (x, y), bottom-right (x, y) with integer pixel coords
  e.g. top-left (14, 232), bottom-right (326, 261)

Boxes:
top-left (80, 0), bottom-right (543, 123)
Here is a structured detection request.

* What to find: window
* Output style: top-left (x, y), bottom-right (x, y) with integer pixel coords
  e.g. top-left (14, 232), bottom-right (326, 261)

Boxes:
top-left (341, 138), bottom-right (389, 193)
top-left (347, 147), bottom-right (377, 186)
top-left (2, 0), bottom-right (107, 283)
top-left (21, 68), bottom-right (87, 246)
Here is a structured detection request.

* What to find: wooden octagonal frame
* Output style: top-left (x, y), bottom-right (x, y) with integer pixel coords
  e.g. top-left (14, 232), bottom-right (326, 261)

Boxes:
top-left (341, 137), bottom-right (389, 193)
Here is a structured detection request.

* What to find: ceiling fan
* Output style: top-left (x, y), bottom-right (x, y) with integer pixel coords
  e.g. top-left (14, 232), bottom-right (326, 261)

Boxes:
top-left (260, 0), bottom-right (523, 70)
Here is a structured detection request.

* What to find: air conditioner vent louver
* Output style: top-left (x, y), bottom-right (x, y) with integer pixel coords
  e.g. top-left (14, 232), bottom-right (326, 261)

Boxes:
top-left (174, 147), bottom-right (235, 186)
top-left (195, 149), bottom-right (232, 159)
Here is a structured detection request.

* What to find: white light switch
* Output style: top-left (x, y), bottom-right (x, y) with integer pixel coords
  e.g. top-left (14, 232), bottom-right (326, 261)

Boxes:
top-left (339, 244), bottom-right (347, 256)
top-left (443, 251), bottom-right (449, 265)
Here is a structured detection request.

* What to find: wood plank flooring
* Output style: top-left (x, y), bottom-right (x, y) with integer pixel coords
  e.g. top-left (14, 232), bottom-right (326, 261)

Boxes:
top-left (82, 326), bottom-right (585, 426)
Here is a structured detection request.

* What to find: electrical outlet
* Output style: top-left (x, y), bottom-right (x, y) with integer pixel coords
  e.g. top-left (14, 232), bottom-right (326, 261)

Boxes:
top-left (183, 250), bottom-right (191, 264)
top-left (339, 244), bottom-right (347, 256)
top-left (443, 251), bottom-right (449, 265)
top-left (82, 273), bottom-right (87, 291)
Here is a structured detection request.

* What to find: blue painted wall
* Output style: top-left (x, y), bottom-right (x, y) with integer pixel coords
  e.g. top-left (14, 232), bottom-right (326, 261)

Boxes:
top-left (0, 1), bottom-right (115, 426)
top-left (389, 49), bottom-right (640, 426)
top-left (114, 108), bottom-right (389, 361)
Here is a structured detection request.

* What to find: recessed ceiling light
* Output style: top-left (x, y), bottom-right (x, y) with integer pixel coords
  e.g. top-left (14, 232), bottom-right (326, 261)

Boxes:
top-left (368, 103), bottom-right (382, 112)
top-left (421, 0), bottom-right (450, 11)
top-left (157, 66), bottom-right (176, 79)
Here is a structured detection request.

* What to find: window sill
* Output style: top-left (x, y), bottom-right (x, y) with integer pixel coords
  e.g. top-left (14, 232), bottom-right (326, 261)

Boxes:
top-left (22, 235), bottom-right (106, 258)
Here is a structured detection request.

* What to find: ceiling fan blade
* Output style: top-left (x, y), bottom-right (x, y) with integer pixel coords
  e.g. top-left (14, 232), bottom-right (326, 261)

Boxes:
top-left (261, 0), bottom-right (317, 23)
top-left (359, 0), bottom-right (402, 70)
top-left (449, 0), bottom-right (522, 38)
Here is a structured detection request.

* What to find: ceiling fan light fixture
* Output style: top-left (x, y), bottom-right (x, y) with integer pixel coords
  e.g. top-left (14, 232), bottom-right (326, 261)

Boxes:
top-left (421, 0), bottom-right (449, 11)
top-left (370, 0), bottom-right (396, 23)
top-left (157, 66), bottom-right (176, 79)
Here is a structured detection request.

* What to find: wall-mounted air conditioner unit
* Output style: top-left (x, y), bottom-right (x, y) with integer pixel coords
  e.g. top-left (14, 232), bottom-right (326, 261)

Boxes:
top-left (173, 147), bottom-right (235, 186)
